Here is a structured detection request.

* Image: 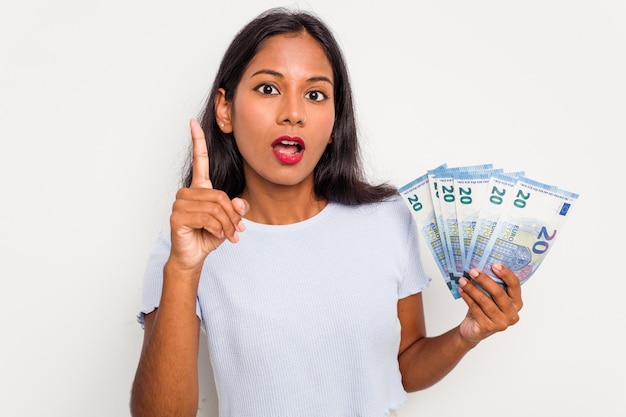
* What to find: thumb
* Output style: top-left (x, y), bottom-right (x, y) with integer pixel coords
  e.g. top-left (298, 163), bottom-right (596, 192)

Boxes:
top-left (233, 197), bottom-right (249, 216)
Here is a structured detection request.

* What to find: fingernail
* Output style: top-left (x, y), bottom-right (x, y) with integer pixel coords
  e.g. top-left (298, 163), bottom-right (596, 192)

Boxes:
top-left (459, 277), bottom-right (468, 287)
top-left (237, 219), bottom-right (246, 232)
top-left (469, 269), bottom-right (479, 278)
top-left (492, 263), bottom-right (502, 272)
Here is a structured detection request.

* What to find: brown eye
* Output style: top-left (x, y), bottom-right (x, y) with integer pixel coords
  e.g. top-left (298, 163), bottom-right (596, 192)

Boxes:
top-left (255, 84), bottom-right (279, 95)
top-left (305, 90), bottom-right (327, 102)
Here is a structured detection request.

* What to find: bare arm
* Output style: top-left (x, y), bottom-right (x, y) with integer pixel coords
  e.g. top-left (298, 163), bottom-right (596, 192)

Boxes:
top-left (130, 272), bottom-right (202, 417)
top-left (130, 119), bottom-right (248, 417)
top-left (398, 264), bottom-right (522, 392)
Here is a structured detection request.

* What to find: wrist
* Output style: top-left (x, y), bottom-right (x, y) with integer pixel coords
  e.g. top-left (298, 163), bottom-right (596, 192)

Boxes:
top-left (456, 326), bottom-right (480, 351)
top-left (163, 258), bottom-right (203, 286)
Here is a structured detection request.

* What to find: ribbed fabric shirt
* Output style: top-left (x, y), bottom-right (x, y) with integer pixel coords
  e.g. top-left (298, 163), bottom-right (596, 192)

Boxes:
top-left (139, 197), bottom-right (431, 417)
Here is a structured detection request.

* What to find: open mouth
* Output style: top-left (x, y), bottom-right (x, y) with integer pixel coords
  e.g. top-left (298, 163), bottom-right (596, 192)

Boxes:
top-left (273, 139), bottom-right (303, 155)
top-left (271, 136), bottom-right (305, 164)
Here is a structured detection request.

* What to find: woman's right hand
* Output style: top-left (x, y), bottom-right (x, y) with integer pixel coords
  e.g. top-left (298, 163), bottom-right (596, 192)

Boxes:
top-left (168, 119), bottom-right (248, 274)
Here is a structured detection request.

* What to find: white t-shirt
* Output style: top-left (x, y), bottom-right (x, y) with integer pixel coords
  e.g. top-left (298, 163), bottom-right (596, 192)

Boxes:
top-left (139, 197), bottom-right (431, 417)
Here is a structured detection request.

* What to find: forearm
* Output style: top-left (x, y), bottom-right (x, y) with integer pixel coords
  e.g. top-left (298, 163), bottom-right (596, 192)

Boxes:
top-left (398, 325), bottom-right (478, 392)
top-left (130, 262), bottom-right (202, 417)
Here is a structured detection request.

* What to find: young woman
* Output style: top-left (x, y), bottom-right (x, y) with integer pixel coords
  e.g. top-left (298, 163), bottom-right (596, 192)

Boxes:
top-left (130, 7), bottom-right (522, 417)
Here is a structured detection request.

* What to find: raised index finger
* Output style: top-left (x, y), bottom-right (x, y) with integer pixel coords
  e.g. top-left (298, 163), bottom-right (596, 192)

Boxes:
top-left (189, 118), bottom-right (212, 189)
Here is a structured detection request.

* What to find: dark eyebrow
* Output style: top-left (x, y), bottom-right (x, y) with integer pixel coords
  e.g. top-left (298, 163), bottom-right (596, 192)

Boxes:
top-left (251, 69), bottom-right (282, 78)
top-left (250, 69), bottom-right (333, 86)
top-left (308, 76), bottom-right (334, 86)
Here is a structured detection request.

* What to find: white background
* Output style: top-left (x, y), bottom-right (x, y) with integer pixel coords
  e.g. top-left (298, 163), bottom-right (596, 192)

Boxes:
top-left (1, 1), bottom-right (624, 416)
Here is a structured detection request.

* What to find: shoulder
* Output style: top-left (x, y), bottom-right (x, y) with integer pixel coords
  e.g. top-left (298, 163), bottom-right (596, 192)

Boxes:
top-left (332, 196), bottom-right (414, 233)
top-left (340, 195), bottom-right (410, 219)
top-left (146, 230), bottom-right (172, 261)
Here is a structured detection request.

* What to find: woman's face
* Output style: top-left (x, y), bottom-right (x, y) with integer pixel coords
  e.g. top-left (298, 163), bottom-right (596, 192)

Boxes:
top-left (221, 32), bottom-right (335, 192)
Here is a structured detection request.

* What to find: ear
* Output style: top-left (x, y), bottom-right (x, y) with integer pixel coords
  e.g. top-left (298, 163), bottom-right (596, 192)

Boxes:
top-left (214, 88), bottom-right (233, 133)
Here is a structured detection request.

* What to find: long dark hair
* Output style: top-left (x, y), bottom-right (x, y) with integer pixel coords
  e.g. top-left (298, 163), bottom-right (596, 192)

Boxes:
top-left (183, 7), bottom-right (398, 205)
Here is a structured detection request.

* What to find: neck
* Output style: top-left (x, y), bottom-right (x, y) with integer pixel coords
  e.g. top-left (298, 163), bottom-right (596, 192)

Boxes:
top-left (240, 182), bottom-right (328, 225)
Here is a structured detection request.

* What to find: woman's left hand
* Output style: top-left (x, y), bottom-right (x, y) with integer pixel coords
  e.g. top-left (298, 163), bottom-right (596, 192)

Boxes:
top-left (457, 264), bottom-right (523, 344)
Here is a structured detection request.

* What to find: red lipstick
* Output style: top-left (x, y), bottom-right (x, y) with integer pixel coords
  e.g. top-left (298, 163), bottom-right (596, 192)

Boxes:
top-left (271, 136), bottom-right (305, 165)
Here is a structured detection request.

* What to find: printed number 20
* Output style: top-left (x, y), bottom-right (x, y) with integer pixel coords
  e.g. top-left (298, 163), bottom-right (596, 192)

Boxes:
top-left (534, 226), bottom-right (557, 254)
top-left (407, 195), bottom-right (422, 212)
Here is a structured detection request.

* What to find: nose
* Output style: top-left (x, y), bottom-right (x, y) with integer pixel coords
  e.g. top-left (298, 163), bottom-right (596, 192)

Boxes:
top-left (277, 92), bottom-right (306, 126)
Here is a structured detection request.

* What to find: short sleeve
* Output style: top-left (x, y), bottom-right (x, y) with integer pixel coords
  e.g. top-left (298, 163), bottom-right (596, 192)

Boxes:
top-left (136, 230), bottom-right (201, 328)
top-left (398, 203), bottom-right (432, 299)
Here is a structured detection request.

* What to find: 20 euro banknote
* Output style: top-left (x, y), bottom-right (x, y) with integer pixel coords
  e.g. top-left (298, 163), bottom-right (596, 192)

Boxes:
top-left (475, 176), bottom-right (579, 285)
top-left (428, 164), bottom-right (494, 279)
top-left (399, 164), bottom-right (579, 299)
top-left (398, 169), bottom-right (461, 298)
